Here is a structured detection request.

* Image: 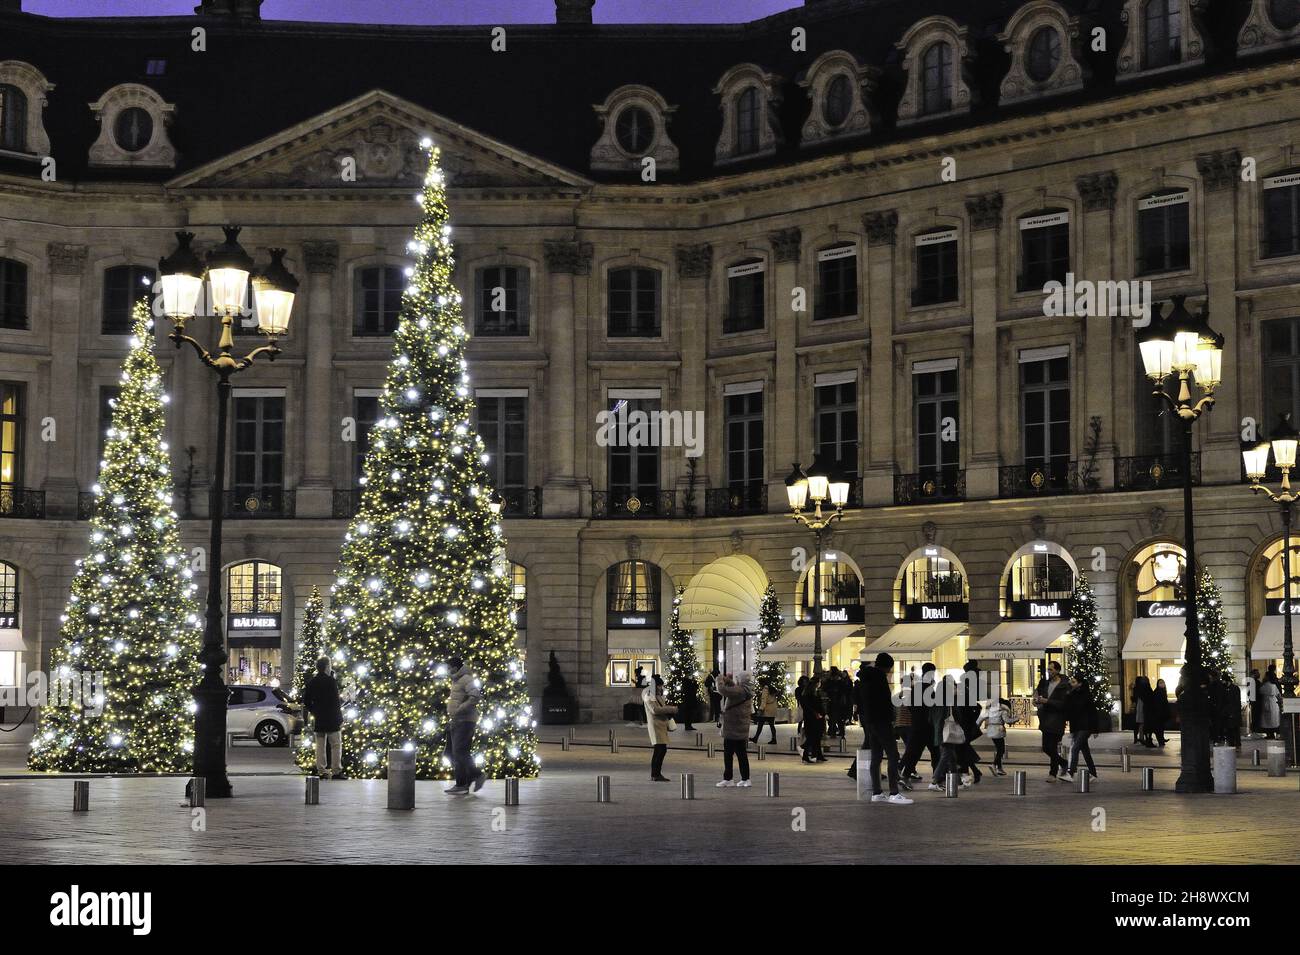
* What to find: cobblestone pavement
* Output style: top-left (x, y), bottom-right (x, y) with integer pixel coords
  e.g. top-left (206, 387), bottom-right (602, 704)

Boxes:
top-left (1, 735), bottom-right (1296, 864)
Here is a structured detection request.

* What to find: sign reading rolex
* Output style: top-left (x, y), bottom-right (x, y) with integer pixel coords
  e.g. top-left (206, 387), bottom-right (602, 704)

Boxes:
top-left (902, 602), bottom-right (968, 623)
top-left (798, 604), bottom-right (865, 626)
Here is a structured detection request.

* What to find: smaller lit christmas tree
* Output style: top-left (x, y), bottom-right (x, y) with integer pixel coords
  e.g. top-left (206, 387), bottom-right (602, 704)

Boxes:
top-left (664, 588), bottom-right (705, 709)
top-left (755, 584), bottom-right (791, 707)
top-left (1067, 573), bottom-right (1114, 718)
top-left (1197, 570), bottom-right (1235, 684)
top-left (293, 586), bottom-right (326, 774)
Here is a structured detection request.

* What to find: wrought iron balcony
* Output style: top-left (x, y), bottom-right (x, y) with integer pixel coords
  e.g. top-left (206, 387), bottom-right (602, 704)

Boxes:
top-left (591, 489), bottom-right (679, 519)
top-left (998, 461), bottom-right (1080, 498)
top-left (220, 489), bottom-right (295, 519)
top-left (499, 486), bottom-right (543, 518)
top-left (704, 483), bottom-right (767, 517)
top-left (77, 492), bottom-right (96, 520)
top-left (1113, 452), bottom-right (1200, 492)
top-left (0, 486), bottom-right (45, 519)
top-left (893, 469), bottom-right (965, 505)
top-left (332, 488), bottom-right (362, 519)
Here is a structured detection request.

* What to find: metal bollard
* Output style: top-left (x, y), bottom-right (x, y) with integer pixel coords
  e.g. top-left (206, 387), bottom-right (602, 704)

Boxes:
top-left (305, 776), bottom-right (320, 805)
top-left (1268, 742), bottom-right (1287, 777)
top-left (1253, 748), bottom-right (1263, 767)
top-left (837, 737), bottom-right (847, 754)
top-left (188, 776), bottom-right (205, 808)
top-left (610, 734), bottom-right (619, 754)
top-left (707, 741), bottom-right (715, 758)
top-left (789, 736), bottom-right (799, 753)
top-left (1012, 770), bottom-right (1026, 796)
top-left (695, 732), bottom-right (704, 747)
top-left (1141, 767), bottom-right (1155, 791)
top-left (1077, 772), bottom-right (1091, 794)
top-left (72, 780), bottom-right (89, 812)
top-left (856, 749), bottom-right (873, 801)
top-left (561, 737), bottom-right (571, 752)
top-left (944, 772), bottom-right (960, 797)
top-left (756, 744), bottom-right (766, 761)
top-left (596, 775), bottom-right (611, 802)
top-left (386, 749), bottom-right (416, 810)
top-left (568, 726), bottom-right (576, 740)
top-left (680, 773), bottom-right (695, 800)
top-left (504, 778), bottom-right (519, 806)
top-left (1213, 746), bottom-right (1237, 794)
top-left (765, 772), bottom-right (780, 797)
top-left (1121, 748), bottom-right (1131, 773)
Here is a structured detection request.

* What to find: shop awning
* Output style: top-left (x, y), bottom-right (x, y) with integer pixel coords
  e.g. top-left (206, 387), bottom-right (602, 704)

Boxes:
top-left (1251, 616), bottom-right (1294, 659)
top-left (0, 629), bottom-right (22, 652)
top-left (679, 555), bottom-right (768, 631)
top-left (1121, 618), bottom-right (1186, 660)
top-left (862, 622), bottom-right (966, 659)
top-left (607, 629), bottom-right (661, 656)
top-left (968, 620), bottom-right (1073, 660)
top-left (757, 625), bottom-right (865, 661)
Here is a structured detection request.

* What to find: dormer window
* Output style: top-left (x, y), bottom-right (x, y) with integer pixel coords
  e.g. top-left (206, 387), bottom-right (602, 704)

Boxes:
top-left (0, 85), bottom-right (25, 152)
top-left (1026, 27), bottom-right (1061, 81)
top-left (713, 65), bottom-right (783, 165)
top-left (736, 88), bottom-right (761, 155)
top-left (1273, 0), bottom-right (1300, 28)
top-left (615, 106), bottom-right (653, 154)
top-left (823, 75), bottom-right (851, 126)
top-left (921, 43), bottom-right (953, 115)
top-left (88, 83), bottom-right (177, 168)
top-left (895, 17), bottom-right (974, 126)
top-left (1116, 0), bottom-right (1206, 81)
top-left (1144, 0), bottom-right (1182, 69)
top-left (997, 3), bottom-right (1088, 105)
top-left (798, 50), bottom-right (879, 148)
top-left (1238, 0), bottom-right (1300, 56)
top-left (114, 108), bottom-right (154, 153)
top-left (590, 85), bottom-right (679, 174)
top-left (0, 62), bottom-right (53, 159)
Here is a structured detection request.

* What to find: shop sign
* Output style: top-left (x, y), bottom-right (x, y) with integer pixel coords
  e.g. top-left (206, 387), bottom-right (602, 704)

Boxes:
top-left (606, 612), bottom-right (660, 629)
top-left (1265, 599), bottom-right (1300, 617)
top-left (1009, 600), bottom-right (1067, 620)
top-left (902, 602), bottom-right (969, 622)
top-left (229, 612), bottom-right (281, 631)
top-left (0, 614), bottom-right (15, 629)
top-left (798, 604), bottom-right (865, 625)
top-left (1135, 600), bottom-right (1186, 618)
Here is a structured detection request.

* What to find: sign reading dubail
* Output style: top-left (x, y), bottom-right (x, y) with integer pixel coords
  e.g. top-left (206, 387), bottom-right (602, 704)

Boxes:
top-left (1122, 600), bottom-right (1187, 659)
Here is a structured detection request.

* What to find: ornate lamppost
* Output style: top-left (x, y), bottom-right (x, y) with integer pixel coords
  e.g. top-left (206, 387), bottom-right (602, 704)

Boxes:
top-left (785, 456), bottom-right (850, 676)
top-left (1136, 294), bottom-right (1224, 793)
top-left (1243, 412), bottom-right (1300, 761)
top-left (158, 227), bottom-right (298, 798)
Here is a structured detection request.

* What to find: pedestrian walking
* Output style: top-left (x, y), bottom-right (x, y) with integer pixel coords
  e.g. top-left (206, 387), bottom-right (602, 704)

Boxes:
top-left (705, 667), bottom-right (722, 727)
top-left (1034, 660), bottom-right (1070, 782)
top-left (900, 662), bottom-right (939, 781)
top-left (717, 672), bottom-right (753, 787)
top-left (1131, 675), bottom-right (1153, 746)
top-left (750, 678), bottom-right (779, 744)
top-left (643, 673), bottom-right (678, 781)
top-left (860, 652), bottom-right (912, 804)
top-left (1147, 678), bottom-right (1170, 746)
top-left (801, 674), bottom-right (828, 763)
top-left (794, 674), bottom-right (808, 736)
top-left (1259, 671), bottom-right (1282, 740)
top-left (679, 673), bottom-right (700, 731)
top-left (444, 656), bottom-right (486, 795)
top-left (1248, 668), bottom-right (1262, 738)
top-left (1061, 673), bottom-right (1098, 781)
top-left (302, 656), bottom-right (344, 780)
top-left (977, 695), bottom-right (1017, 776)
top-left (928, 675), bottom-right (966, 792)
top-left (955, 660), bottom-right (983, 785)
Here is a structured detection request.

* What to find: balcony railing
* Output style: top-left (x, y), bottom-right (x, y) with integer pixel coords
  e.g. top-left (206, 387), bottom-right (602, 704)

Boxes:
top-left (592, 489), bottom-right (679, 519)
top-left (1114, 452), bottom-right (1200, 492)
top-left (77, 492), bottom-right (96, 520)
top-left (998, 461), bottom-right (1080, 498)
top-left (499, 487), bottom-right (543, 518)
top-left (705, 483), bottom-right (767, 517)
top-left (0, 486), bottom-right (45, 519)
top-left (221, 489), bottom-right (295, 519)
top-left (333, 489), bottom-right (362, 519)
top-left (893, 469), bottom-right (965, 505)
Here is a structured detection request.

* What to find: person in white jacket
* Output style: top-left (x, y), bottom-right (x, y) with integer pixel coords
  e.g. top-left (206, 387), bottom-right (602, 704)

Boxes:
top-left (977, 696), bottom-right (1018, 776)
top-left (642, 673), bottom-right (678, 781)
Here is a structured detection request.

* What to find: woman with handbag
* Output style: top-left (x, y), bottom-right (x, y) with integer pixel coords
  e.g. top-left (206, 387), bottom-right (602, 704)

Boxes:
top-left (642, 673), bottom-right (678, 782)
top-left (928, 676), bottom-right (969, 792)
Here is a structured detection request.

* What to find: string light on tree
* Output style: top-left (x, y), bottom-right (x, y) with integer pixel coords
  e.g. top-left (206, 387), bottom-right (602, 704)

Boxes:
top-left (755, 584), bottom-right (792, 706)
top-left (1066, 573), bottom-right (1114, 719)
top-left (664, 588), bottom-right (705, 711)
top-left (1196, 570), bottom-right (1235, 685)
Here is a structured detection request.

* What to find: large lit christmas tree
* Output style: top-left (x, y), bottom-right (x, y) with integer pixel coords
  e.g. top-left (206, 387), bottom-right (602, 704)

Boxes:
top-left (293, 586), bottom-right (326, 774)
top-left (1066, 573), bottom-right (1114, 718)
top-left (1197, 570), bottom-right (1235, 684)
top-left (327, 141), bottom-right (537, 780)
top-left (755, 584), bottom-right (791, 706)
top-left (664, 588), bottom-right (704, 709)
top-left (29, 302), bottom-right (202, 773)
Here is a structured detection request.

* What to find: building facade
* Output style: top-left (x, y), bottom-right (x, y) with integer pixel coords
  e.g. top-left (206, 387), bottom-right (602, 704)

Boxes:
top-left (1, 0), bottom-right (1300, 723)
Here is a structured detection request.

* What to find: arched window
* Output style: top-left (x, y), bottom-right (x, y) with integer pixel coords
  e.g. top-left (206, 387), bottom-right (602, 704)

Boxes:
top-left (225, 560), bottom-right (283, 685)
top-left (822, 74), bottom-right (852, 127)
top-left (607, 560), bottom-right (660, 614)
top-left (0, 84), bottom-right (26, 152)
top-left (614, 105), bottom-right (654, 154)
top-left (102, 264), bottom-right (156, 335)
top-left (0, 560), bottom-right (18, 624)
top-left (353, 265), bottom-right (403, 337)
top-left (900, 552), bottom-right (968, 608)
top-left (1026, 26), bottom-right (1062, 82)
top-left (735, 87), bottom-right (760, 155)
top-left (1271, 0), bottom-right (1300, 30)
top-left (113, 107), bottom-right (153, 153)
top-left (1005, 551), bottom-right (1075, 608)
top-left (1143, 0), bottom-right (1182, 69)
top-left (0, 258), bottom-right (28, 330)
top-left (797, 555), bottom-right (864, 618)
top-left (227, 561), bottom-right (282, 616)
top-left (921, 41), bottom-right (953, 115)
top-left (607, 266), bottom-right (661, 337)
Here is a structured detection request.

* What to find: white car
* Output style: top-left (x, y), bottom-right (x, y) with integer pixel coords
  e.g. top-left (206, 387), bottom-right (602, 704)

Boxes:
top-left (226, 684), bottom-right (302, 746)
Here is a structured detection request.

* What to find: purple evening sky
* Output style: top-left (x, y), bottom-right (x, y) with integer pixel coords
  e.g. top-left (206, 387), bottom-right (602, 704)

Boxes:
top-left (24, 0), bottom-right (799, 24)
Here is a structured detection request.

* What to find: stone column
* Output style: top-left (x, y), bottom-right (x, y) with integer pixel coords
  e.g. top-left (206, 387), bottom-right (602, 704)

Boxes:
top-left (675, 243), bottom-right (712, 516)
top-left (769, 227), bottom-right (801, 510)
top-left (1195, 149), bottom-right (1243, 484)
top-left (42, 242), bottom-right (87, 517)
top-left (1075, 170), bottom-right (1119, 491)
top-left (863, 210), bottom-right (898, 506)
top-left (542, 238), bottom-right (592, 517)
top-left (964, 192), bottom-right (1003, 500)
top-left (295, 240), bottom-right (339, 518)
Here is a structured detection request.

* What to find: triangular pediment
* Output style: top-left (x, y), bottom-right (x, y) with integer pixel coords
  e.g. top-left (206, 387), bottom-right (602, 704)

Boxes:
top-left (170, 90), bottom-right (591, 190)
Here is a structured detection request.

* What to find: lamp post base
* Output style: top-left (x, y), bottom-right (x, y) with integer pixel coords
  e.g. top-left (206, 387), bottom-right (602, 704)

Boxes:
top-left (1173, 670), bottom-right (1214, 793)
top-left (193, 681), bottom-right (234, 799)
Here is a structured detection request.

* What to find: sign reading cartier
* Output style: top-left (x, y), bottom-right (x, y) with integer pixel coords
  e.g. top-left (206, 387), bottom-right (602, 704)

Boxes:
top-left (1135, 601), bottom-right (1186, 619)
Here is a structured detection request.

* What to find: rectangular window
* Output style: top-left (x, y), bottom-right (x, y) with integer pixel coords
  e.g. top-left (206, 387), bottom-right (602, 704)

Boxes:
top-left (1019, 213), bottom-right (1070, 291)
top-left (724, 261), bottom-right (765, 333)
top-left (1020, 355), bottom-right (1071, 475)
top-left (608, 267), bottom-right (661, 337)
top-left (1137, 192), bottom-right (1190, 274)
top-left (1264, 175), bottom-right (1300, 259)
top-left (0, 382), bottom-right (22, 488)
top-left (353, 266), bottom-right (403, 337)
top-left (913, 365), bottom-right (959, 479)
top-left (608, 397), bottom-right (660, 505)
top-left (475, 266), bottom-right (530, 336)
top-left (102, 265), bottom-right (156, 335)
top-left (914, 230), bottom-right (959, 306)
top-left (815, 378), bottom-right (858, 479)
top-left (97, 386), bottom-right (121, 462)
top-left (725, 389), bottom-right (764, 494)
top-left (0, 258), bottom-right (28, 330)
top-left (352, 392), bottom-right (380, 487)
top-left (477, 395), bottom-right (528, 495)
top-left (815, 246), bottom-right (857, 320)
top-left (231, 394), bottom-right (285, 499)
top-left (1264, 317), bottom-right (1300, 432)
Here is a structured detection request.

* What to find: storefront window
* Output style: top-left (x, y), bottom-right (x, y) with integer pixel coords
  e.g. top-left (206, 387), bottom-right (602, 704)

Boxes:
top-left (1004, 551), bottom-right (1075, 610)
top-left (0, 560), bottom-right (19, 685)
top-left (608, 560), bottom-right (659, 614)
top-left (226, 561), bottom-right (283, 686)
top-left (1120, 542), bottom-right (1188, 728)
top-left (1249, 537), bottom-right (1300, 667)
top-left (901, 553), bottom-right (967, 608)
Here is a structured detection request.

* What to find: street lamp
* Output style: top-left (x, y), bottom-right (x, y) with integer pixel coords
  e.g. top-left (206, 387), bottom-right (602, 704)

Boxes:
top-left (159, 227), bottom-right (299, 798)
top-left (1244, 412), bottom-right (1300, 760)
top-left (1137, 293), bottom-right (1223, 793)
top-left (786, 456), bottom-right (850, 676)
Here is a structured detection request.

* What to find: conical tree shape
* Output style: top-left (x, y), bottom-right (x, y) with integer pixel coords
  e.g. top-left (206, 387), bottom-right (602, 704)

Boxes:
top-left (755, 584), bottom-right (791, 706)
top-left (29, 302), bottom-right (201, 773)
top-left (664, 587), bottom-right (704, 709)
top-left (292, 587), bottom-right (326, 774)
top-left (1197, 570), bottom-right (1235, 684)
top-left (1066, 573), bottom-right (1114, 716)
top-left (328, 142), bottom-right (537, 779)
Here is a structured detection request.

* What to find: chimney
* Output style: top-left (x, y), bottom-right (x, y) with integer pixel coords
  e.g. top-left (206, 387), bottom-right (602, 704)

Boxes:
top-left (195, 0), bottom-right (263, 18)
top-left (555, 0), bottom-right (595, 25)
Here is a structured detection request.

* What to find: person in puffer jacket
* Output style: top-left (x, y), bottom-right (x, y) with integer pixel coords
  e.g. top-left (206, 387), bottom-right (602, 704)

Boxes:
top-left (444, 657), bottom-right (486, 795)
top-left (717, 673), bottom-right (753, 788)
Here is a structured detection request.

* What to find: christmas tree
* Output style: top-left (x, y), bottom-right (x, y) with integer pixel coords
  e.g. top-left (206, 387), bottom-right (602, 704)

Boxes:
top-left (1066, 573), bottom-right (1115, 717)
top-left (327, 141), bottom-right (537, 780)
top-left (293, 586), bottom-right (326, 774)
top-left (755, 583), bottom-right (791, 706)
top-left (1197, 570), bottom-right (1235, 684)
top-left (664, 588), bottom-right (704, 709)
top-left (28, 302), bottom-right (202, 773)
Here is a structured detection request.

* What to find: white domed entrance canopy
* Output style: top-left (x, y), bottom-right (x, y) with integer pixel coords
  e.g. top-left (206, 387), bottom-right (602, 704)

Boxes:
top-left (679, 554), bottom-right (768, 631)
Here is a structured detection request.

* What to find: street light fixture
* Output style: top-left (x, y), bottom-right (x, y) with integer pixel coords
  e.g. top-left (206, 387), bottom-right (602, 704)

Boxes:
top-left (1136, 293), bottom-right (1223, 793)
top-left (1244, 412), bottom-right (1300, 761)
top-left (786, 456), bottom-right (850, 676)
top-left (158, 226), bottom-right (298, 798)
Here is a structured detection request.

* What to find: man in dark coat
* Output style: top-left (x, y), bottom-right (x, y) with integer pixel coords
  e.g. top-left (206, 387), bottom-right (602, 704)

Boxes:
top-left (1034, 660), bottom-right (1070, 781)
top-left (680, 674), bottom-right (700, 731)
top-left (899, 662), bottom-right (939, 780)
top-left (857, 653), bottom-right (911, 803)
top-left (705, 668), bottom-right (722, 726)
top-left (955, 660), bottom-right (984, 783)
top-left (302, 656), bottom-right (344, 779)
